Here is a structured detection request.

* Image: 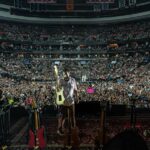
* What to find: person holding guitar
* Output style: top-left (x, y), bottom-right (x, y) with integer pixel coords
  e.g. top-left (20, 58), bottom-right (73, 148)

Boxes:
top-left (54, 66), bottom-right (79, 137)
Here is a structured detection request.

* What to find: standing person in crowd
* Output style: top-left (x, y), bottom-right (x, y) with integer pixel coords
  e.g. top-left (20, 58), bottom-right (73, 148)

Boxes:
top-left (56, 67), bottom-right (79, 135)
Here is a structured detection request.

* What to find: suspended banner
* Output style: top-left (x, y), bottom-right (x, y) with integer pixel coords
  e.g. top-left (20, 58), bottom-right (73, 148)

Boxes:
top-left (87, 0), bottom-right (114, 3)
top-left (27, 0), bottom-right (56, 3)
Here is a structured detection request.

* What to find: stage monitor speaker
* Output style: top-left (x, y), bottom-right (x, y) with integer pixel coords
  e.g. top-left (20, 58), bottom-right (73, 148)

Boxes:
top-left (110, 104), bottom-right (127, 116)
top-left (75, 101), bottom-right (102, 117)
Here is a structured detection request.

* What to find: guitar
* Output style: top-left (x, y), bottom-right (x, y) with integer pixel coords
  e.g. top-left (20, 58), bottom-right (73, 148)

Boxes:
top-left (71, 104), bottom-right (80, 149)
top-left (94, 101), bottom-right (107, 149)
top-left (28, 99), bottom-right (46, 150)
top-left (64, 105), bottom-right (80, 149)
top-left (54, 65), bottom-right (65, 105)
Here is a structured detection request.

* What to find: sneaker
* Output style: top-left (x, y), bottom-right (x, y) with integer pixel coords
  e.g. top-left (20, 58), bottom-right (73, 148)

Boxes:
top-left (57, 127), bottom-right (64, 136)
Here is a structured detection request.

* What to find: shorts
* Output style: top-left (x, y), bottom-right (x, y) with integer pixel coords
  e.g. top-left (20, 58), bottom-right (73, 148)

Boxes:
top-left (57, 105), bottom-right (67, 117)
top-left (57, 105), bottom-right (74, 118)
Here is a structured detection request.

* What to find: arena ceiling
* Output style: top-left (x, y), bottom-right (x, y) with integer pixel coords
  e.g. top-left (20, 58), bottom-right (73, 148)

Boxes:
top-left (0, 0), bottom-right (150, 24)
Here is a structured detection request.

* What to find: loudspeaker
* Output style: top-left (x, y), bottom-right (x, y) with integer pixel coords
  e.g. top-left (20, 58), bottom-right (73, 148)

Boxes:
top-left (75, 101), bottom-right (101, 117)
top-left (110, 104), bottom-right (127, 116)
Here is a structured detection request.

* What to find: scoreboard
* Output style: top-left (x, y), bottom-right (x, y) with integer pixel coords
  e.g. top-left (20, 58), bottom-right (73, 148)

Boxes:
top-left (27, 0), bottom-right (57, 3)
top-left (26, 0), bottom-right (115, 11)
top-left (86, 0), bottom-right (114, 3)
top-left (27, 0), bottom-right (114, 4)
top-left (12, 0), bottom-right (117, 18)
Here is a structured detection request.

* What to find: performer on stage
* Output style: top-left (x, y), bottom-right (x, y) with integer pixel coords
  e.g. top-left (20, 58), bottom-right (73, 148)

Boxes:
top-left (56, 67), bottom-right (79, 135)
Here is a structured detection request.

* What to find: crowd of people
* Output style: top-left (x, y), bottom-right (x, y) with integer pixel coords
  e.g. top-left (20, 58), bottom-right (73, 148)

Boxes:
top-left (0, 21), bottom-right (150, 109)
top-left (1, 21), bottom-right (149, 43)
top-left (0, 52), bottom-right (149, 108)
top-left (0, 21), bottom-right (150, 52)
top-left (0, 19), bottom-right (150, 150)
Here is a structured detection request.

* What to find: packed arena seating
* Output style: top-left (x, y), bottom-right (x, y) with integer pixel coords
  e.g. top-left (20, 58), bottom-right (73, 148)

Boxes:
top-left (0, 52), bottom-right (150, 107)
top-left (0, 19), bottom-right (150, 150)
top-left (0, 21), bottom-right (150, 48)
top-left (0, 21), bottom-right (150, 108)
